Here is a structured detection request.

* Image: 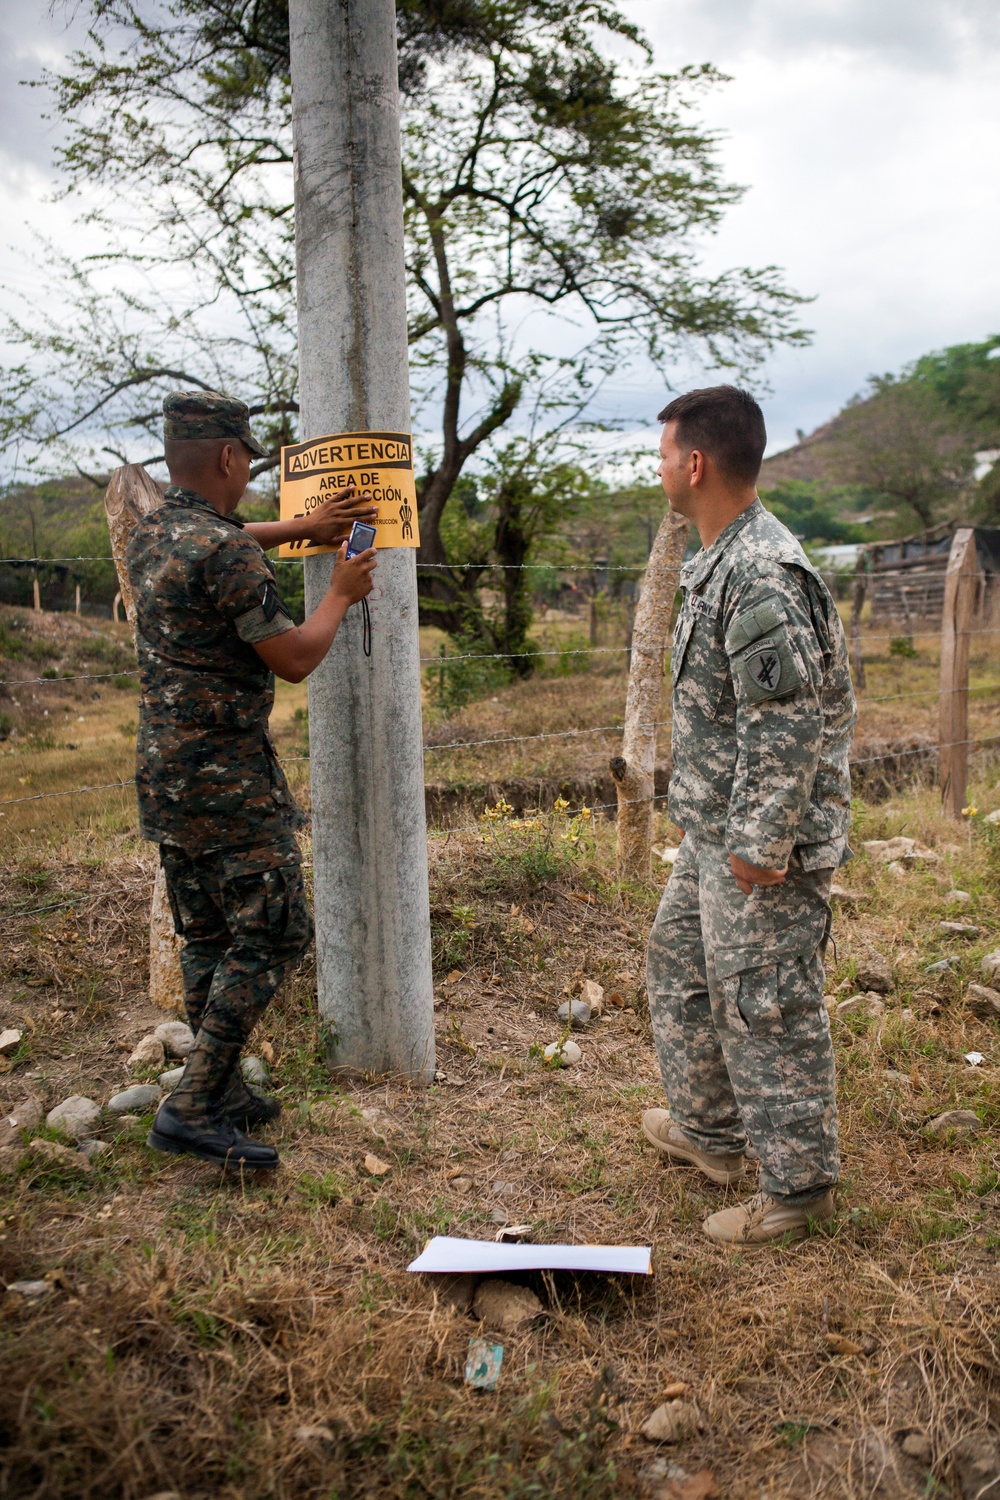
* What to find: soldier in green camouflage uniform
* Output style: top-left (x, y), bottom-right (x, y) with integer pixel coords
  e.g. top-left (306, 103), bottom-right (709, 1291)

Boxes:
top-left (129, 391), bottom-right (376, 1170)
top-left (641, 387), bottom-right (857, 1245)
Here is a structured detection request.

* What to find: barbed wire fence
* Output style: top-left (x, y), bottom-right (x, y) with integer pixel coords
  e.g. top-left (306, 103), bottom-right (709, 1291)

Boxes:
top-left (3, 544), bottom-right (1000, 923)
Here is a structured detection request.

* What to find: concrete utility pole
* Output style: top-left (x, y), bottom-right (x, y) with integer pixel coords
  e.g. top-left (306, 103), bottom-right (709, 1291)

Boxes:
top-left (288, 0), bottom-right (435, 1080)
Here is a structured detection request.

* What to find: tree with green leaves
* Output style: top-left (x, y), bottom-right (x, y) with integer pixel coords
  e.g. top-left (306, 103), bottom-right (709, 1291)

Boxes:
top-left (3, 0), bottom-right (808, 645)
top-left (829, 373), bottom-right (978, 532)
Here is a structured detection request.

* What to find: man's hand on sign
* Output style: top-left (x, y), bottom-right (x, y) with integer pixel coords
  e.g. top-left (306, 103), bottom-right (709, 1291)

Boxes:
top-left (330, 542), bottom-right (377, 605)
top-left (302, 487), bottom-right (377, 547)
top-left (729, 852), bottom-right (788, 895)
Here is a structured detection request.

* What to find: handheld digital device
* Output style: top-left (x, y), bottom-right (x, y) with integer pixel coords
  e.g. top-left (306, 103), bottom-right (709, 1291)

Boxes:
top-left (346, 521), bottom-right (377, 559)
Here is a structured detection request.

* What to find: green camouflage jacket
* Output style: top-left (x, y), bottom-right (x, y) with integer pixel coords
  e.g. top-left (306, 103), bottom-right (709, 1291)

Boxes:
top-left (126, 485), bottom-right (301, 852)
top-left (668, 498), bottom-right (857, 871)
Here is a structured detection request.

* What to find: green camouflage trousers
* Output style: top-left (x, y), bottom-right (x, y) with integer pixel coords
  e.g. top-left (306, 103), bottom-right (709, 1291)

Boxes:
top-left (160, 836), bottom-right (313, 1114)
top-left (646, 835), bottom-right (838, 1199)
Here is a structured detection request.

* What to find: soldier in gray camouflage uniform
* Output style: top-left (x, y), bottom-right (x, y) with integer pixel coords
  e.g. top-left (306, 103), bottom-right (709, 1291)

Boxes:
top-left (128, 391), bottom-right (377, 1170)
top-left (641, 386), bottom-right (857, 1245)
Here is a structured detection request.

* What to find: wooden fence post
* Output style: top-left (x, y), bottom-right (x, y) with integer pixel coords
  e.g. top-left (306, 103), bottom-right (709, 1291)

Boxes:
top-left (850, 552), bottom-right (867, 691)
top-left (938, 526), bottom-right (978, 818)
top-left (610, 510), bottom-right (688, 879)
top-left (103, 464), bottom-right (186, 1012)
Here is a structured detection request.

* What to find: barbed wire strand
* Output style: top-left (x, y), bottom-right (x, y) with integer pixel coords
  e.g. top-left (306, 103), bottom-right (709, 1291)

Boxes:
top-left (9, 734), bottom-right (1000, 920)
top-left (864, 685), bottom-right (1000, 705)
top-left (3, 555), bottom-right (649, 573)
top-left (0, 644), bottom-right (633, 688)
top-left (0, 669), bottom-right (140, 688)
top-left (422, 719), bottom-right (670, 755)
top-left (0, 721), bottom-right (661, 804)
top-left (6, 645), bottom-right (1000, 691)
top-left (9, 726), bottom-right (1000, 815)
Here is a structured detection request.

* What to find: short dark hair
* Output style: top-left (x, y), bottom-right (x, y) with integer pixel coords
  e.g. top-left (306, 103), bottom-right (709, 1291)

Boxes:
top-left (657, 385), bottom-right (766, 485)
top-left (164, 434), bottom-right (247, 474)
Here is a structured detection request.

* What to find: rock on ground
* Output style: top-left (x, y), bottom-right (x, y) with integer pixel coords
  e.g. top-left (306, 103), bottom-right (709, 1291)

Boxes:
top-left (863, 836), bottom-right (940, 867)
top-left (543, 1038), bottom-right (582, 1066)
top-left (925, 1109), bottom-right (980, 1138)
top-left (580, 978), bottom-right (604, 1015)
top-left (944, 889), bottom-right (972, 905)
top-left (154, 1021), bottom-right (195, 1058)
top-left (107, 1084), bottom-right (161, 1114)
top-left (127, 1034), bottom-right (166, 1069)
top-left (432, 1274), bottom-right (478, 1313)
top-left (46, 1096), bottom-right (101, 1140)
top-left (472, 1278), bottom-right (543, 1332)
top-left (77, 1139), bottom-right (109, 1161)
top-left (982, 949), bottom-right (1000, 982)
top-left (837, 993), bottom-right (886, 1019)
top-left (640, 1401), bottom-right (704, 1444)
top-left (795, 1431), bottom-right (931, 1500)
top-left (0, 1028), bottom-right (23, 1055)
top-left (158, 1066), bottom-right (185, 1091)
top-left (951, 1431), bottom-right (1000, 1500)
top-left (854, 954), bottom-right (894, 993)
top-left (939, 921), bottom-right (982, 938)
top-left (28, 1139), bottom-right (91, 1173)
top-left (557, 1000), bottom-right (591, 1029)
top-left (967, 984), bottom-right (1000, 1021)
top-left (0, 1098), bottom-right (44, 1149)
top-left (241, 1056), bottom-right (269, 1086)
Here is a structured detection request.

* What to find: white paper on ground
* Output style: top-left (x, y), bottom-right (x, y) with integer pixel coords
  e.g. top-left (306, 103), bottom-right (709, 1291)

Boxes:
top-left (407, 1236), bottom-right (652, 1276)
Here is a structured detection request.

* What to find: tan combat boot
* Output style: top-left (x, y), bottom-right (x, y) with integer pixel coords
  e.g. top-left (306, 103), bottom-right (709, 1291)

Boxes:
top-left (702, 1189), bottom-right (835, 1247)
top-left (641, 1109), bottom-right (748, 1186)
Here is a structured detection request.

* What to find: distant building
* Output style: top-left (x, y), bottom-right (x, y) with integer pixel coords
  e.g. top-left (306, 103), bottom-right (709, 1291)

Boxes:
top-left (859, 524), bottom-right (1000, 629)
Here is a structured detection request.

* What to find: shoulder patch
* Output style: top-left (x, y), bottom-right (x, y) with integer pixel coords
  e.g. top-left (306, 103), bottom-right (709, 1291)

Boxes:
top-left (725, 595), bottom-right (788, 655)
top-left (735, 632), bottom-right (802, 704)
top-left (261, 579), bottom-right (288, 623)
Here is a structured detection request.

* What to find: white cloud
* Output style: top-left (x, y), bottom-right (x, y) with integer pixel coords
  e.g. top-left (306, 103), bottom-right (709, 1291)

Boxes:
top-left (608, 0), bottom-right (1000, 451)
top-left (2, 0), bottom-right (999, 463)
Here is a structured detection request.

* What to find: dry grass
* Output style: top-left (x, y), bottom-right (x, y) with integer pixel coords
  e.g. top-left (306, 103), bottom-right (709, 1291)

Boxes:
top-left (2, 766), bottom-right (1000, 1497)
top-left (3, 606), bottom-right (1000, 1499)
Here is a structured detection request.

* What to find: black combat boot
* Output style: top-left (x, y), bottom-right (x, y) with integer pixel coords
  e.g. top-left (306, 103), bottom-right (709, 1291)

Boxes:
top-left (148, 1099), bottom-right (279, 1170)
top-left (148, 1030), bottom-right (279, 1169)
top-left (220, 1067), bottom-right (282, 1131)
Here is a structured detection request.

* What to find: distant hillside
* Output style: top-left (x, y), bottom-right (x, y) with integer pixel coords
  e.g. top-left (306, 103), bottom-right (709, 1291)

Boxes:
top-left (0, 475), bottom-right (117, 614)
top-left (0, 473), bottom-right (277, 615)
top-left (759, 419), bottom-right (845, 488)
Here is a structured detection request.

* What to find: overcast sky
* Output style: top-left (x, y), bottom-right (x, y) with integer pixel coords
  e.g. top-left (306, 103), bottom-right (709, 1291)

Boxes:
top-left (1, 0), bottom-right (999, 459)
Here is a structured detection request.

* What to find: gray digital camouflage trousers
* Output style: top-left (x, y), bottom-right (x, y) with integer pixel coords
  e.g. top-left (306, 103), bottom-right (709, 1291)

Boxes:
top-left (646, 835), bottom-right (838, 1199)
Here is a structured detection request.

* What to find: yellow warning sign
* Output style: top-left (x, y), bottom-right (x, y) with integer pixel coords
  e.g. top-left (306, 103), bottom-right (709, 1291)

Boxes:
top-left (277, 429), bottom-right (419, 557)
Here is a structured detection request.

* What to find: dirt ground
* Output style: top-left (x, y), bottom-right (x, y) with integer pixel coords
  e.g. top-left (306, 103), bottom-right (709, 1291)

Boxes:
top-left (1, 604), bottom-right (1000, 1499)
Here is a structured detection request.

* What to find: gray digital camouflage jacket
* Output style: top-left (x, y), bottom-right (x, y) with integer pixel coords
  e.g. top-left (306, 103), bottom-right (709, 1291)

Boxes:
top-left (668, 497), bottom-right (857, 871)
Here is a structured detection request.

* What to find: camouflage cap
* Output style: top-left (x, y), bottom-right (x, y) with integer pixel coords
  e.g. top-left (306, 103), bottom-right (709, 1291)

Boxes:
top-left (162, 391), bottom-right (269, 459)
